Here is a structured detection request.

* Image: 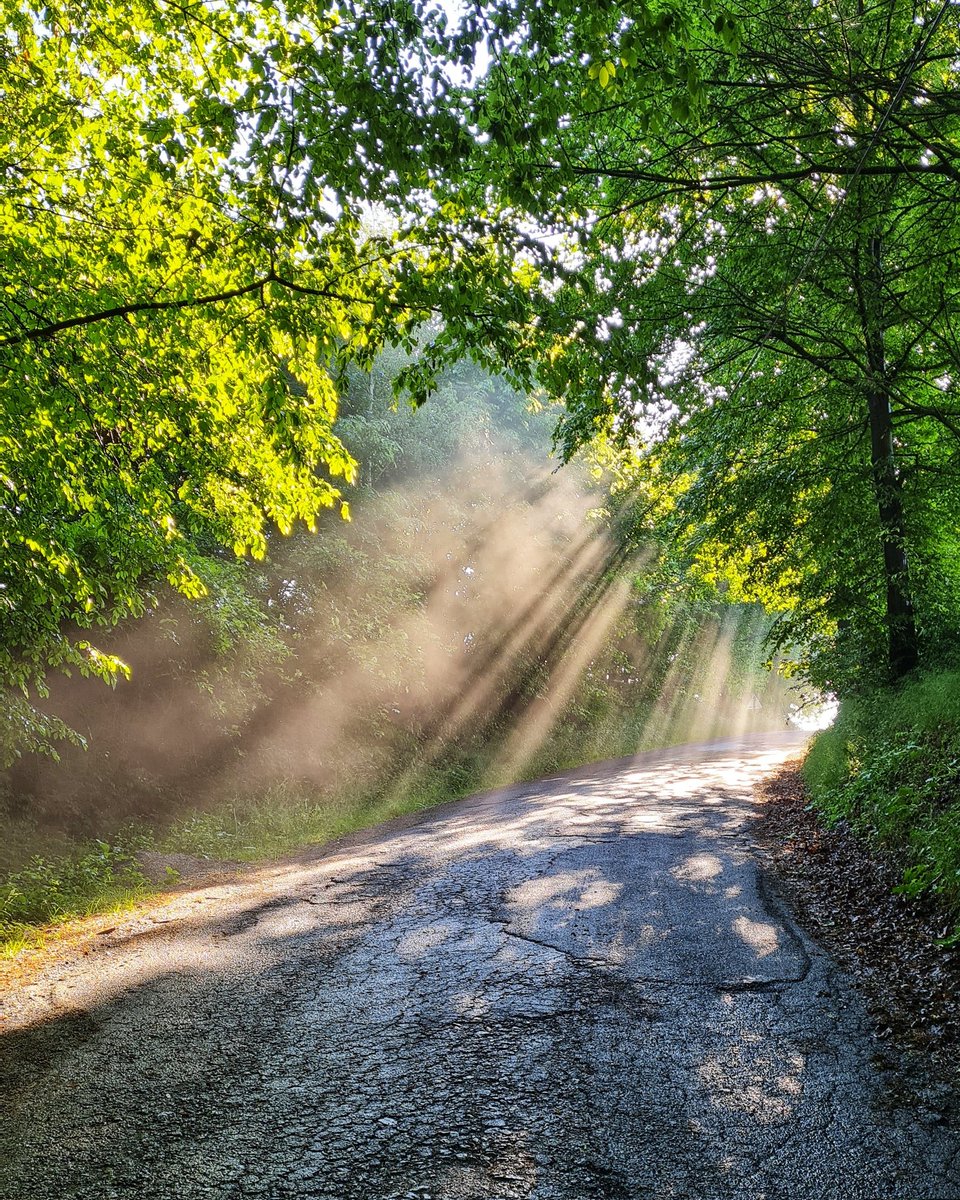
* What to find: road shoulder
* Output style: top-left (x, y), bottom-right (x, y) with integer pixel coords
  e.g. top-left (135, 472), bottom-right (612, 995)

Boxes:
top-left (753, 760), bottom-right (960, 1110)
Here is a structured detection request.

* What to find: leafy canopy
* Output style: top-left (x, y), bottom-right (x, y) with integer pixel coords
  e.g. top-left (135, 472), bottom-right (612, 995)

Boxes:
top-left (0, 0), bottom-right (538, 736)
top-left (446, 0), bottom-right (960, 690)
top-left (7, 0), bottom-right (959, 740)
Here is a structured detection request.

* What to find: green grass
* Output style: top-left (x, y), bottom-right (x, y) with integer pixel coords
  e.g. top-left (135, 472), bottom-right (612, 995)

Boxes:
top-left (159, 753), bottom-right (496, 862)
top-left (0, 702), bottom-right (786, 958)
top-left (804, 670), bottom-right (960, 931)
top-left (0, 839), bottom-right (150, 958)
top-left (0, 758), bottom-right (495, 955)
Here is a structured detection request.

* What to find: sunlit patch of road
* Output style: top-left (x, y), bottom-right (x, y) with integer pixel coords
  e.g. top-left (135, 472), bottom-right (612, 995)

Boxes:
top-left (3, 732), bottom-right (960, 1200)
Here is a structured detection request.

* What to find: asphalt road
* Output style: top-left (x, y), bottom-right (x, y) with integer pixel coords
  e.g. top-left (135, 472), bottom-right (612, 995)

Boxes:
top-left (3, 732), bottom-right (960, 1200)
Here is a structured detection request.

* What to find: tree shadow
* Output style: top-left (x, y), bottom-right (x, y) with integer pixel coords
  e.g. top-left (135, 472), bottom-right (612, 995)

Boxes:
top-left (2, 735), bottom-right (957, 1200)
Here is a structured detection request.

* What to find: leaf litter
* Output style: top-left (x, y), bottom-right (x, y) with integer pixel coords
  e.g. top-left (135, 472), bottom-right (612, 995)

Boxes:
top-left (754, 760), bottom-right (960, 1086)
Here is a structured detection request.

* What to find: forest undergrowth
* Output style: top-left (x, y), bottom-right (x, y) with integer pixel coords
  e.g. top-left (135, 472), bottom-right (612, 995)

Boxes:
top-left (805, 671), bottom-right (960, 937)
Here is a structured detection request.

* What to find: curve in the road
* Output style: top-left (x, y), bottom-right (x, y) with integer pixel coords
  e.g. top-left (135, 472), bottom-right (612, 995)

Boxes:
top-left (2, 732), bottom-right (959, 1200)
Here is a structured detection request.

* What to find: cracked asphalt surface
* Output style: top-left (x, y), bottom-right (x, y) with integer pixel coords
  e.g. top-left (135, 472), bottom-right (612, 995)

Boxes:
top-left (3, 731), bottom-right (960, 1199)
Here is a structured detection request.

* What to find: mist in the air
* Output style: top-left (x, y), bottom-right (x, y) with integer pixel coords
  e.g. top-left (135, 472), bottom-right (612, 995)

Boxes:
top-left (0, 364), bottom-right (791, 855)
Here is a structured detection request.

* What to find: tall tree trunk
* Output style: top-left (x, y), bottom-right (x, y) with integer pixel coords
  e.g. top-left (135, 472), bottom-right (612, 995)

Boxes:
top-left (863, 234), bottom-right (919, 680)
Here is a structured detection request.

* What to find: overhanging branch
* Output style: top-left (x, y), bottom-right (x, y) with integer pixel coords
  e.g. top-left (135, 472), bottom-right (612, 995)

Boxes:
top-left (0, 271), bottom-right (438, 349)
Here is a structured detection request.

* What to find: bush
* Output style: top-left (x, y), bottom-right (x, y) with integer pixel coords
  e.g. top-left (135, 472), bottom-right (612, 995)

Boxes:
top-left (0, 839), bottom-right (148, 953)
top-left (804, 670), bottom-right (960, 923)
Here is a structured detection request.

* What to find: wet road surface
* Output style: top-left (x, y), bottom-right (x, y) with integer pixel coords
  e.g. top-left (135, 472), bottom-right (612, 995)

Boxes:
top-left (3, 732), bottom-right (960, 1199)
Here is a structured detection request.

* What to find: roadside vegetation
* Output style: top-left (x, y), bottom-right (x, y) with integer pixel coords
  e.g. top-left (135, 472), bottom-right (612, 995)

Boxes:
top-left (0, 358), bottom-right (787, 955)
top-left (805, 673), bottom-right (960, 937)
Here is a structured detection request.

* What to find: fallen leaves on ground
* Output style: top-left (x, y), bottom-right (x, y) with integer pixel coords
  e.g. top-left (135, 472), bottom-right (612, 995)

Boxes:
top-left (754, 761), bottom-right (960, 1077)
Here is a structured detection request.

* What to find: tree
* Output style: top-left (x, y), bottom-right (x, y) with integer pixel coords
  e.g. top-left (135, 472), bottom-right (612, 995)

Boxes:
top-left (454, 0), bottom-right (960, 690)
top-left (9, 0), bottom-right (956, 742)
top-left (0, 0), bottom-right (538, 753)
top-left (4, 0), bottom-right (718, 755)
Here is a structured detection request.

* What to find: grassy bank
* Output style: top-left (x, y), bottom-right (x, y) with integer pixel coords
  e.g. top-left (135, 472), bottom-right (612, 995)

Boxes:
top-left (0, 840), bottom-right (150, 957)
top-left (0, 760), bottom-right (480, 957)
top-left (804, 670), bottom-right (960, 934)
top-left (1, 701), bottom-right (787, 958)
top-left (0, 737), bottom-right (603, 956)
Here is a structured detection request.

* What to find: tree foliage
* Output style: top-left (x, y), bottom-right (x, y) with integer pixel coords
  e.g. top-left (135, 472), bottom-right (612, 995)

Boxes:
top-left (451, 0), bottom-right (960, 691)
top-left (0, 0), bottom-right (525, 735)
top-left (6, 0), bottom-right (959, 728)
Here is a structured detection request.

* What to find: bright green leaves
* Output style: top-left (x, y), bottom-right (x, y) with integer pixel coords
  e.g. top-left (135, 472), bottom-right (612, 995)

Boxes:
top-left (588, 59), bottom-right (620, 89)
top-left (2, 0), bottom-right (553, 738)
top-left (712, 11), bottom-right (741, 53)
top-left (1, 0), bottom-right (410, 709)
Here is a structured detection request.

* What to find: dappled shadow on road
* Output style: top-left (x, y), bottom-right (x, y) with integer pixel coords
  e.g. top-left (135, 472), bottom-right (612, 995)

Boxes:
top-left (3, 733), bottom-right (959, 1200)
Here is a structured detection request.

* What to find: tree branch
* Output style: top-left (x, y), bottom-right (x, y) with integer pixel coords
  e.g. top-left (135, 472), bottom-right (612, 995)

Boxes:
top-left (0, 272), bottom-right (437, 348)
top-left (526, 157), bottom-right (960, 195)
